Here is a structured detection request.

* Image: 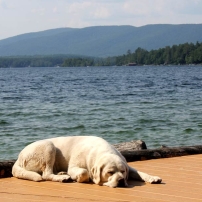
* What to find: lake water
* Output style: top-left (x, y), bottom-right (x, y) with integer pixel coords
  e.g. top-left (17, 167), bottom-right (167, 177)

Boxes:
top-left (0, 66), bottom-right (202, 160)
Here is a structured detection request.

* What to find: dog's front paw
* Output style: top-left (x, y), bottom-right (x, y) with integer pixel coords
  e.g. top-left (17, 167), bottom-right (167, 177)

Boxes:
top-left (148, 176), bottom-right (162, 184)
top-left (103, 182), bottom-right (117, 188)
top-left (51, 175), bottom-right (71, 182)
top-left (33, 175), bottom-right (43, 182)
top-left (76, 172), bottom-right (89, 183)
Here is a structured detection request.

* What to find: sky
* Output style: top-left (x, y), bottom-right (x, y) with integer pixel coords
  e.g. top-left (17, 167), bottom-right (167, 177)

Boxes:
top-left (0, 0), bottom-right (202, 40)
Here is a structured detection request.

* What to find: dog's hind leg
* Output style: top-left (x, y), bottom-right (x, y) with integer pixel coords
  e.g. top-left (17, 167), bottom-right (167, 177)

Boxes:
top-left (40, 141), bottom-right (71, 182)
top-left (13, 140), bottom-right (70, 183)
top-left (128, 166), bottom-right (162, 184)
top-left (12, 160), bottom-right (43, 182)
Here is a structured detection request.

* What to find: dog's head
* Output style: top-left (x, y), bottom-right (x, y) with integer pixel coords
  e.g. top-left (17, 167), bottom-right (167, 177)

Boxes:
top-left (91, 154), bottom-right (129, 188)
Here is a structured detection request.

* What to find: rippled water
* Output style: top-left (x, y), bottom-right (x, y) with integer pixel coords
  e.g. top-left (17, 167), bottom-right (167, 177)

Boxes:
top-left (1, 66), bottom-right (202, 160)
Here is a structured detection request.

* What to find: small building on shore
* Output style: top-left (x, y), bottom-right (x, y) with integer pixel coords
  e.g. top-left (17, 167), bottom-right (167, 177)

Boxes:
top-left (127, 62), bottom-right (137, 66)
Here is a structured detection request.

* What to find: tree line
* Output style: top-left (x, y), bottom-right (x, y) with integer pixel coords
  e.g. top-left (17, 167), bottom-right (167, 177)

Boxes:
top-left (0, 42), bottom-right (202, 68)
top-left (61, 42), bottom-right (202, 66)
top-left (0, 55), bottom-right (66, 68)
top-left (117, 41), bottom-right (202, 66)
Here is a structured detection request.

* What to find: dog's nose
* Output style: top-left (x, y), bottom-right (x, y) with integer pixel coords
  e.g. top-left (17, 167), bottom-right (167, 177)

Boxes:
top-left (118, 178), bottom-right (126, 187)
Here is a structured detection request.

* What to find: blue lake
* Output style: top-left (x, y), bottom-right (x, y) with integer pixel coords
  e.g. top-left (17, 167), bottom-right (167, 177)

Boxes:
top-left (0, 66), bottom-right (202, 160)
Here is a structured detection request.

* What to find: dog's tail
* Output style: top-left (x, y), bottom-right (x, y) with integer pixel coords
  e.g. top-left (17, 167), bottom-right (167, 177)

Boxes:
top-left (12, 160), bottom-right (43, 182)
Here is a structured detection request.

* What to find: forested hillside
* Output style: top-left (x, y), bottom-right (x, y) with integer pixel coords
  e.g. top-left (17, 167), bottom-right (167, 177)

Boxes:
top-left (0, 42), bottom-right (201, 67)
top-left (116, 42), bottom-right (202, 65)
top-left (62, 42), bottom-right (202, 66)
top-left (0, 24), bottom-right (202, 57)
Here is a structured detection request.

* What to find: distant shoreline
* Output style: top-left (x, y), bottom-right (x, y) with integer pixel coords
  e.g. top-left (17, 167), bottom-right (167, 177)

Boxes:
top-left (1, 64), bottom-right (202, 68)
top-left (1, 41), bottom-right (202, 68)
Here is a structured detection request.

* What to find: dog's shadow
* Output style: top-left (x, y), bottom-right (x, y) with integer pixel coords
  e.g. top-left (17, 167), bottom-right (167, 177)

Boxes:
top-left (73, 180), bottom-right (165, 189)
top-left (126, 180), bottom-right (165, 189)
top-left (127, 180), bottom-right (146, 188)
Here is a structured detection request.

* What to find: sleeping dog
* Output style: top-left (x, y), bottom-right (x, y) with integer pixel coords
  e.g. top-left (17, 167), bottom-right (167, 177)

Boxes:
top-left (12, 136), bottom-right (162, 188)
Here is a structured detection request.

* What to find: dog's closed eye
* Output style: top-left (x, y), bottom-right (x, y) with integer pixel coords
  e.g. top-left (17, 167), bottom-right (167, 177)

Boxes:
top-left (108, 171), bottom-right (115, 175)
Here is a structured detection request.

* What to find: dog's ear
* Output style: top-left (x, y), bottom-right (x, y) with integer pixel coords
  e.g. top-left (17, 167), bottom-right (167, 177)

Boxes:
top-left (91, 166), bottom-right (101, 184)
top-left (91, 162), bottom-right (103, 185)
top-left (118, 153), bottom-right (129, 182)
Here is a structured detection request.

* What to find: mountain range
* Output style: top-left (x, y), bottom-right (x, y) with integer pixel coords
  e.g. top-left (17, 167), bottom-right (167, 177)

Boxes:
top-left (0, 24), bottom-right (202, 57)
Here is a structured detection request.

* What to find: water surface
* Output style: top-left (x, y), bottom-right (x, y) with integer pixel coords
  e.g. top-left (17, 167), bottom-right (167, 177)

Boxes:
top-left (0, 66), bottom-right (202, 160)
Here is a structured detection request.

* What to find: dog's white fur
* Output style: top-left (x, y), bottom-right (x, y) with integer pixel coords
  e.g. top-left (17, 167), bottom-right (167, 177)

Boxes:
top-left (12, 136), bottom-right (162, 188)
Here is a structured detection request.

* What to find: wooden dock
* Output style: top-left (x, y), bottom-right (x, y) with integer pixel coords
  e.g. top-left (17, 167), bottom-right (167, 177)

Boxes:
top-left (1, 154), bottom-right (202, 202)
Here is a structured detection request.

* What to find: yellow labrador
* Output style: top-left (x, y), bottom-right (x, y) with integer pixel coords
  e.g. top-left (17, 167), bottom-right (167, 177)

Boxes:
top-left (12, 136), bottom-right (162, 188)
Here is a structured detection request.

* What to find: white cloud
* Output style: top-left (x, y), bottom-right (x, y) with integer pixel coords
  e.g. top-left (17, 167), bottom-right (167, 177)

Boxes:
top-left (67, 2), bottom-right (110, 19)
top-left (123, 0), bottom-right (179, 17)
top-left (120, 0), bottom-right (202, 26)
top-left (92, 6), bottom-right (110, 19)
top-left (64, 1), bottom-right (111, 28)
top-left (67, 2), bottom-right (91, 15)
top-left (0, 0), bottom-right (6, 9)
top-left (52, 7), bottom-right (58, 13)
top-left (0, 0), bottom-right (14, 9)
top-left (31, 8), bottom-right (45, 16)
